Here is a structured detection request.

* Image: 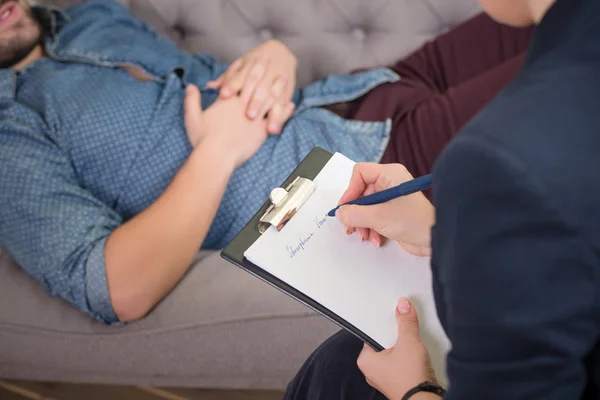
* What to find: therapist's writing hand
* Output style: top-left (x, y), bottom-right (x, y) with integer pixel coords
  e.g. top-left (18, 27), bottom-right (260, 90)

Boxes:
top-left (358, 298), bottom-right (438, 400)
top-left (336, 163), bottom-right (435, 257)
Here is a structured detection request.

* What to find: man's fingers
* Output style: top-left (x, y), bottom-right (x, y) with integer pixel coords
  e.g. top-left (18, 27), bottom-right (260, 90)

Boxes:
top-left (282, 102), bottom-right (295, 121)
top-left (266, 103), bottom-right (285, 134)
top-left (395, 298), bottom-right (421, 339)
top-left (219, 59), bottom-right (244, 97)
top-left (183, 85), bottom-right (203, 147)
top-left (221, 65), bottom-right (251, 98)
top-left (260, 75), bottom-right (291, 131)
top-left (267, 102), bottom-right (295, 134)
top-left (270, 74), bottom-right (289, 100)
top-left (221, 61), bottom-right (255, 99)
top-left (205, 75), bottom-right (224, 89)
top-left (183, 85), bottom-right (202, 128)
top-left (259, 94), bottom-right (276, 120)
top-left (247, 81), bottom-right (271, 120)
top-left (239, 56), bottom-right (270, 104)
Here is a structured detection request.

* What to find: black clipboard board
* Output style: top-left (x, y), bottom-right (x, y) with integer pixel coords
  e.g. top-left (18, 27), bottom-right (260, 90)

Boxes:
top-left (221, 147), bottom-right (383, 351)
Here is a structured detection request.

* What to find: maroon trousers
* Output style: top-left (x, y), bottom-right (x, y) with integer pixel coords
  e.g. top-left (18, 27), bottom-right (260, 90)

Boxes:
top-left (344, 14), bottom-right (533, 177)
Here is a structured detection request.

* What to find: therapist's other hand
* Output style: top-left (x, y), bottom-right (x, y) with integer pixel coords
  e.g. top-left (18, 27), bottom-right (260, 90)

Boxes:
top-left (358, 298), bottom-right (437, 400)
top-left (336, 163), bottom-right (435, 257)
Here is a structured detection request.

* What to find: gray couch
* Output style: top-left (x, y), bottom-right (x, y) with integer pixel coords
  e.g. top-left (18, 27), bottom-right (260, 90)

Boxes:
top-left (0, 0), bottom-right (479, 390)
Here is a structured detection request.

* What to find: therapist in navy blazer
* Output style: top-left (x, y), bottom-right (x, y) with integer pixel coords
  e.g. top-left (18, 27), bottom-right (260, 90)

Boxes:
top-left (284, 0), bottom-right (600, 399)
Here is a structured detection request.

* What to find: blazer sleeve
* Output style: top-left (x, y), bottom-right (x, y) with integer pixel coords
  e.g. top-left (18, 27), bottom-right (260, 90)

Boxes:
top-left (432, 136), bottom-right (598, 399)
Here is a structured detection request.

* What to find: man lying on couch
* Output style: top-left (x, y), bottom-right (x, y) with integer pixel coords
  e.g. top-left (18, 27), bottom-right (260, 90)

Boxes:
top-left (0, 0), bottom-right (531, 324)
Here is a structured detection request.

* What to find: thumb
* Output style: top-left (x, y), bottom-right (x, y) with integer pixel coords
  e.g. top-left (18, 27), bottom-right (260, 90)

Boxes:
top-left (336, 204), bottom-right (381, 231)
top-left (184, 84), bottom-right (203, 129)
top-left (395, 297), bottom-right (420, 339)
top-left (356, 343), bottom-right (378, 375)
top-left (206, 76), bottom-right (224, 89)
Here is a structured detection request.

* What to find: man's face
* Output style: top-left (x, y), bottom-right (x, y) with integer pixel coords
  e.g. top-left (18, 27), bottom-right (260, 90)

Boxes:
top-left (0, 0), bottom-right (42, 69)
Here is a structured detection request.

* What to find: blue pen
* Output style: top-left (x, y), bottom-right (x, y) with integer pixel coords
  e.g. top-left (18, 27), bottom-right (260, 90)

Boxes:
top-left (327, 174), bottom-right (432, 217)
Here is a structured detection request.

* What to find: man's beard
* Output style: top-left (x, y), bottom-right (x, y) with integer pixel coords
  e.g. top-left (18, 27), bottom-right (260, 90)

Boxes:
top-left (0, 1), bottom-right (43, 69)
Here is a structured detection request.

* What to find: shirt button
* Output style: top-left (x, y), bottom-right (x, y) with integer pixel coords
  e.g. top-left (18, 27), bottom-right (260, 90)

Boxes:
top-left (259, 29), bottom-right (273, 41)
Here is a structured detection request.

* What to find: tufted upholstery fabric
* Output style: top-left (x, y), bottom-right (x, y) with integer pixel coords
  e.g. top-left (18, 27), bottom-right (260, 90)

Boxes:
top-left (40, 0), bottom-right (480, 85)
top-left (2, 0), bottom-right (481, 390)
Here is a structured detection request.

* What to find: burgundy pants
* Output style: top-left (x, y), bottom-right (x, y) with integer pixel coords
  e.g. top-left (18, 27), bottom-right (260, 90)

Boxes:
top-left (341, 14), bottom-right (533, 177)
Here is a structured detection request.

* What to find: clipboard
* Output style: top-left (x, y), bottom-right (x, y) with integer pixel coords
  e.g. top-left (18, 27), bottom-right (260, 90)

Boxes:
top-left (221, 147), bottom-right (384, 351)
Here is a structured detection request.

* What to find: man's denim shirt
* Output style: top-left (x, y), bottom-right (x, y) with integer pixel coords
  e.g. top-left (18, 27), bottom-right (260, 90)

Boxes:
top-left (0, 0), bottom-right (398, 324)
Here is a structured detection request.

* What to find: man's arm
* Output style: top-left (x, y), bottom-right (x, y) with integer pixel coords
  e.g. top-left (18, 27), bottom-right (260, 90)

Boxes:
top-left (432, 137), bottom-right (598, 399)
top-left (0, 101), bottom-right (232, 324)
top-left (105, 140), bottom-right (234, 322)
top-left (106, 88), bottom-right (271, 322)
top-left (1, 90), bottom-right (268, 324)
top-left (0, 104), bottom-right (122, 324)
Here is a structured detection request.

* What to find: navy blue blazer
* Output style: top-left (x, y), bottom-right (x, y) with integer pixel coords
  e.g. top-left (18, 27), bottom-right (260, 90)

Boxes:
top-left (432, 0), bottom-right (600, 398)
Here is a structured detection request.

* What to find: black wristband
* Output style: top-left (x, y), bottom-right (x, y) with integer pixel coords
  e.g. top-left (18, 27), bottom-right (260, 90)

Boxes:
top-left (401, 381), bottom-right (446, 400)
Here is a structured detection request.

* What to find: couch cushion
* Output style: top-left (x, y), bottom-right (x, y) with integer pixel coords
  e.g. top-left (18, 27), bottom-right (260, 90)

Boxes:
top-left (40, 0), bottom-right (480, 86)
top-left (0, 249), bottom-right (340, 388)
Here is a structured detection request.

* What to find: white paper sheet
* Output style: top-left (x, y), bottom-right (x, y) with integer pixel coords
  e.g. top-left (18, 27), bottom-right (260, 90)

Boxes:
top-left (245, 153), bottom-right (450, 382)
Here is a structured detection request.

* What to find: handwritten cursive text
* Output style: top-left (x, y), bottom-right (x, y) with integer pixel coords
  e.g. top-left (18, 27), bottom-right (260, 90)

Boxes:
top-left (314, 216), bottom-right (327, 229)
top-left (287, 232), bottom-right (314, 259)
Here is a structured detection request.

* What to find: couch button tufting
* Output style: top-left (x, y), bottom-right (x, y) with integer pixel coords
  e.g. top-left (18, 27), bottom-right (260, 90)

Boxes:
top-left (259, 29), bottom-right (273, 41)
top-left (352, 27), bottom-right (366, 40)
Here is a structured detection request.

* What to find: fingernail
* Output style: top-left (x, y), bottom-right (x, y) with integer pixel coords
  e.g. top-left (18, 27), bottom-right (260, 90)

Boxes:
top-left (248, 109), bottom-right (258, 119)
top-left (397, 298), bottom-right (411, 314)
top-left (222, 89), bottom-right (231, 97)
top-left (370, 237), bottom-right (380, 248)
top-left (361, 233), bottom-right (366, 242)
top-left (335, 209), bottom-right (341, 219)
top-left (269, 123), bottom-right (279, 132)
top-left (346, 227), bottom-right (351, 235)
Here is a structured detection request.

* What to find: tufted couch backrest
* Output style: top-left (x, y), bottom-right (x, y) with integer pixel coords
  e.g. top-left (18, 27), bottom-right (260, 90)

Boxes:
top-left (38, 0), bottom-right (480, 86)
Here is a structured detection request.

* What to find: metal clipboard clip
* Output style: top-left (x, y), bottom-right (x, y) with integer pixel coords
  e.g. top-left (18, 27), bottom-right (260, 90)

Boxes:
top-left (258, 177), bottom-right (316, 233)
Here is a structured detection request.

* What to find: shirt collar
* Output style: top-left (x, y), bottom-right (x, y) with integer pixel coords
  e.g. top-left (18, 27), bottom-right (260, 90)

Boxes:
top-left (525, 0), bottom-right (600, 67)
top-left (32, 4), bottom-right (71, 39)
